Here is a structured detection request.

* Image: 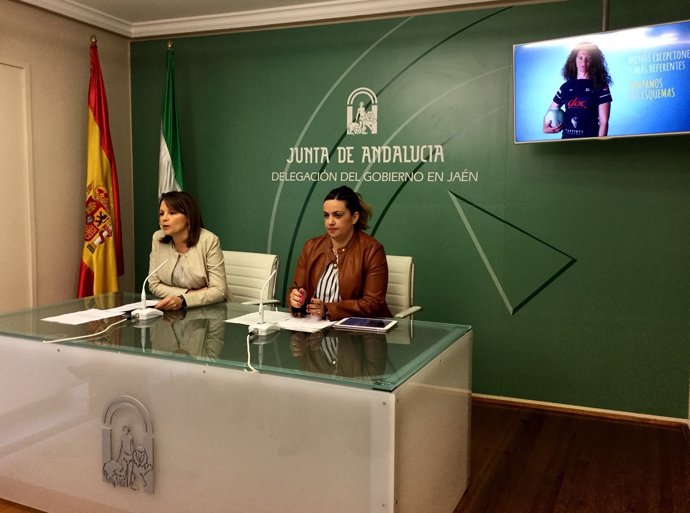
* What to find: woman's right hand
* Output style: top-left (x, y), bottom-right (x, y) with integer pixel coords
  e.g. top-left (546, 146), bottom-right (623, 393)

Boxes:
top-left (155, 295), bottom-right (185, 311)
top-left (289, 287), bottom-right (307, 309)
top-left (543, 120), bottom-right (562, 133)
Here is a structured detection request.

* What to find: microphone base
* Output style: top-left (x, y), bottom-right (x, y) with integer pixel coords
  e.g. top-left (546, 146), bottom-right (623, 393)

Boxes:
top-left (248, 323), bottom-right (280, 336)
top-left (132, 308), bottom-right (164, 320)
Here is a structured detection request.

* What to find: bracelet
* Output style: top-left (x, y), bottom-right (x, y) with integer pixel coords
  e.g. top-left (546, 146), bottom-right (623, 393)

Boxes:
top-left (178, 295), bottom-right (187, 308)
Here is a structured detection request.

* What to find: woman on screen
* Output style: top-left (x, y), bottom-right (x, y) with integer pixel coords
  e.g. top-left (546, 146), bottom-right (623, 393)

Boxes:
top-left (543, 42), bottom-right (613, 139)
top-left (148, 191), bottom-right (226, 310)
top-left (287, 185), bottom-right (391, 321)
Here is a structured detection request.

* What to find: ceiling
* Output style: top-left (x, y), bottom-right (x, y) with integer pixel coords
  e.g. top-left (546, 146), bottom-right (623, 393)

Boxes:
top-left (18, 0), bottom-right (547, 38)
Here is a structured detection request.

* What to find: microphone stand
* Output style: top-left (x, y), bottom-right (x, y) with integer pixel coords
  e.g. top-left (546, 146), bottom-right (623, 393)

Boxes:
top-left (132, 259), bottom-right (168, 320)
top-left (248, 269), bottom-right (280, 336)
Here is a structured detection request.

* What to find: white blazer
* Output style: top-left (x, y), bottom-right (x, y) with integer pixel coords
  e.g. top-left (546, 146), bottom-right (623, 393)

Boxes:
top-left (147, 228), bottom-right (227, 307)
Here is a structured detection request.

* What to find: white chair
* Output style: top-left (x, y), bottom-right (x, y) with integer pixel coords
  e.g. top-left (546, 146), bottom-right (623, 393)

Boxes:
top-left (386, 255), bottom-right (421, 318)
top-left (223, 250), bottom-right (280, 305)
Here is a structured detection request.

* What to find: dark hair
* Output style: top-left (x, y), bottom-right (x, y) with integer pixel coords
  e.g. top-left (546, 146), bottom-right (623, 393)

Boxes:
top-left (158, 191), bottom-right (204, 247)
top-left (562, 42), bottom-right (612, 90)
top-left (323, 185), bottom-right (372, 231)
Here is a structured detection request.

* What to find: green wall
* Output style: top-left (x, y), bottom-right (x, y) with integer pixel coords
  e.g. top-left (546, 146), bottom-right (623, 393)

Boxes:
top-left (131, 0), bottom-right (690, 418)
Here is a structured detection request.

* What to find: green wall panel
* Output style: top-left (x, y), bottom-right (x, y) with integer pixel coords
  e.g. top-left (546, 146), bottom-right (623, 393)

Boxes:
top-left (131, 0), bottom-right (690, 418)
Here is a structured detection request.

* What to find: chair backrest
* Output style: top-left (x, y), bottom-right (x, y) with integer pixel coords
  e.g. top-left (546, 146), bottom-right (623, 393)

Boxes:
top-left (386, 255), bottom-right (414, 316)
top-left (223, 251), bottom-right (279, 304)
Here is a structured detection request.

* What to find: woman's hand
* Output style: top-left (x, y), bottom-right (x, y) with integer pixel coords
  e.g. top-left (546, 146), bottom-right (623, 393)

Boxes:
top-left (307, 298), bottom-right (326, 319)
top-left (289, 287), bottom-right (307, 309)
top-left (155, 295), bottom-right (185, 311)
top-left (543, 120), bottom-right (562, 133)
top-left (290, 332), bottom-right (307, 356)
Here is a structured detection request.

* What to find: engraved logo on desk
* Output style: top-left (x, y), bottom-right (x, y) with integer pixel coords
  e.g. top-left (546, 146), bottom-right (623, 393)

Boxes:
top-left (101, 395), bottom-right (154, 494)
top-left (346, 87), bottom-right (378, 135)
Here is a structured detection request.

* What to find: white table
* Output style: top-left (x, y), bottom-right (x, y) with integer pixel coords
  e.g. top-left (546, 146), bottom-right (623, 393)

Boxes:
top-left (0, 294), bottom-right (472, 513)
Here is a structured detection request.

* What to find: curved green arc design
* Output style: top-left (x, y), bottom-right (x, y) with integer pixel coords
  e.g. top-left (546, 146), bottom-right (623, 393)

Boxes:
top-left (280, 7), bottom-right (514, 296)
top-left (371, 132), bottom-right (458, 235)
top-left (267, 17), bottom-right (414, 255)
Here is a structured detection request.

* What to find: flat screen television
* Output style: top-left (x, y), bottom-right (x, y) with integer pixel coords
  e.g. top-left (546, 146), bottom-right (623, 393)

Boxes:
top-left (514, 19), bottom-right (690, 143)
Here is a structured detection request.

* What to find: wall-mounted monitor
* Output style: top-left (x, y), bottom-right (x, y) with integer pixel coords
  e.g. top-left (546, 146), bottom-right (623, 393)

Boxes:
top-left (514, 19), bottom-right (690, 143)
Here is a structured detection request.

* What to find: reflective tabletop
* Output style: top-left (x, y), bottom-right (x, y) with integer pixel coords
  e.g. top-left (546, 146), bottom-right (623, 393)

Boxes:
top-left (0, 293), bottom-right (471, 391)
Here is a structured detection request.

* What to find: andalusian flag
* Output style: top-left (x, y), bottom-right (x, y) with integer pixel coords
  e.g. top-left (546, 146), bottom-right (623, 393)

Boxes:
top-left (158, 43), bottom-right (183, 198)
top-left (77, 39), bottom-right (123, 297)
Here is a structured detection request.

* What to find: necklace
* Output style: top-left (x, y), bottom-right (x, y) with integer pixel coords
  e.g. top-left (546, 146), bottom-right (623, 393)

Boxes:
top-left (332, 246), bottom-right (345, 269)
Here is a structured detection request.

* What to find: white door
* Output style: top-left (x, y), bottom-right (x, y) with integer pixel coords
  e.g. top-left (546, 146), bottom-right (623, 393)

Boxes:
top-left (0, 60), bottom-right (36, 311)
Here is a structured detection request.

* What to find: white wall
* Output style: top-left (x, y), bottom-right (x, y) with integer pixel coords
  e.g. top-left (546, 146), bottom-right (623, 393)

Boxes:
top-left (0, 0), bottom-right (134, 308)
top-left (0, 60), bottom-right (35, 311)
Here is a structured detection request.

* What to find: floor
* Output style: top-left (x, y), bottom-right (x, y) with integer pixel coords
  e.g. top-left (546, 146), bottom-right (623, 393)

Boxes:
top-left (454, 400), bottom-right (690, 513)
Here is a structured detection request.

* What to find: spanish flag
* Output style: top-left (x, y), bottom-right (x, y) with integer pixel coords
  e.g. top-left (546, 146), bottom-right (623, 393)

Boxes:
top-left (77, 38), bottom-right (123, 298)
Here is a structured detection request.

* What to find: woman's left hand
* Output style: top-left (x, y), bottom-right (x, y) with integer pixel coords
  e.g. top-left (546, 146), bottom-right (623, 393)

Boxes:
top-left (307, 298), bottom-right (326, 319)
top-left (155, 295), bottom-right (185, 311)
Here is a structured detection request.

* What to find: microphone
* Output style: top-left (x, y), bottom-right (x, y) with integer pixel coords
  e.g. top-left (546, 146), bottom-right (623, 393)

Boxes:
top-left (132, 259), bottom-right (168, 320)
top-left (248, 268), bottom-right (280, 336)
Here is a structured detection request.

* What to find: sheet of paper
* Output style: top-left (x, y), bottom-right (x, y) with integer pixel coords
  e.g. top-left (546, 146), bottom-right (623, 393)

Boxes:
top-left (42, 309), bottom-right (124, 325)
top-left (41, 301), bottom-right (159, 325)
top-left (276, 316), bottom-right (334, 333)
top-left (226, 311), bottom-right (334, 333)
top-left (106, 300), bottom-right (159, 313)
top-left (226, 310), bottom-right (294, 326)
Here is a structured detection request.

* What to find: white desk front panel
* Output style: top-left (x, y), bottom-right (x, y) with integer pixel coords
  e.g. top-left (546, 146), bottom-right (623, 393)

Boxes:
top-left (0, 335), bottom-right (395, 513)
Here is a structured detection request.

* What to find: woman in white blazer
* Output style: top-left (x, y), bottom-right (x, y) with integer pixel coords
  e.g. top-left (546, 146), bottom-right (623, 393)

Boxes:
top-left (148, 191), bottom-right (226, 310)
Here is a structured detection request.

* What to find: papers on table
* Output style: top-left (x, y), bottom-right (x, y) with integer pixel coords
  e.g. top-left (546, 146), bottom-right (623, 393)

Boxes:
top-left (226, 310), bottom-right (293, 326)
top-left (226, 311), bottom-right (334, 333)
top-left (44, 302), bottom-right (336, 333)
top-left (275, 316), bottom-right (334, 333)
top-left (42, 300), bottom-right (159, 325)
top-left (106, 300), bottom-right (160, 313)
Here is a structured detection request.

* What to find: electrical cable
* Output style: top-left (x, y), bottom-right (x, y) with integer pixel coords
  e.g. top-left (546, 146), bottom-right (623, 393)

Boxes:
top-left (245, 331), bottom-right (258, 372)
